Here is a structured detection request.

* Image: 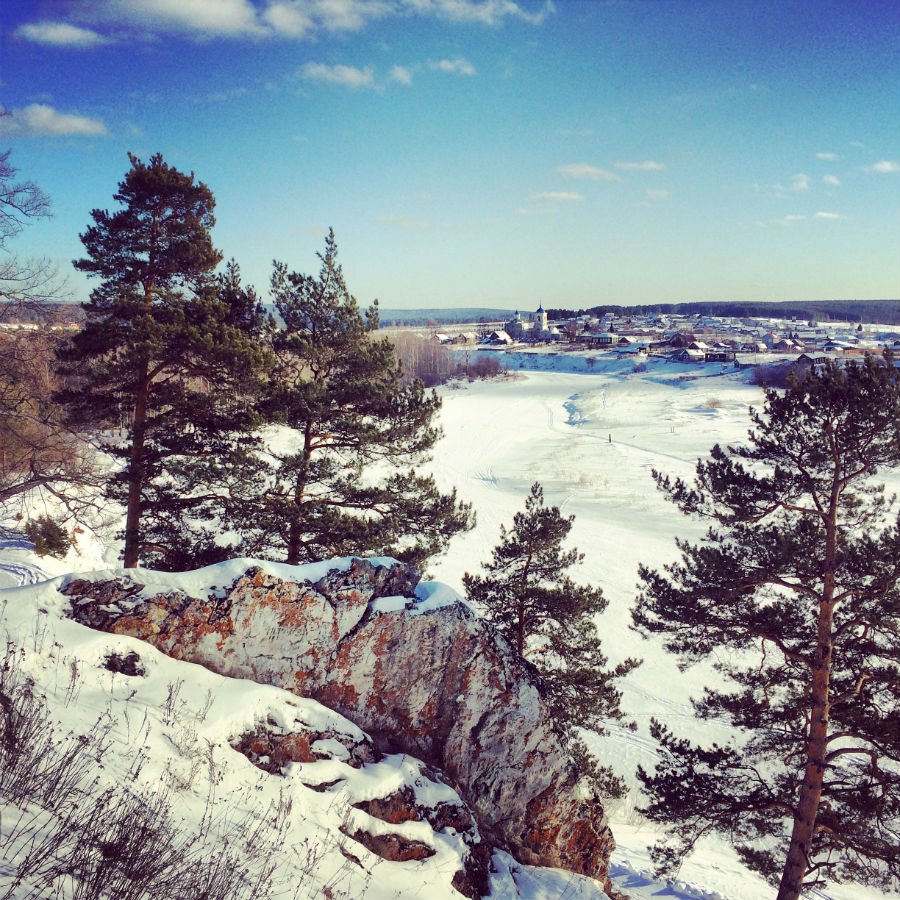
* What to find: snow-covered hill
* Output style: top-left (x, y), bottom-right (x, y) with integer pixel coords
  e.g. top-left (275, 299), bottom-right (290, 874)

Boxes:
top-left (0, 558), bottom-right (616, 900)
top-left (1, 356), bottom-right (896, 899)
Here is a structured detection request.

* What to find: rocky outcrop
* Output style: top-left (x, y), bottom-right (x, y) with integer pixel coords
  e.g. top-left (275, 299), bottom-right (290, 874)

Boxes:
top-left (62, 558), bottom-right (616, 895)
top-left (233, 716), bottom-right (377, 773)
top-left (231, 712), bottom-right (489, 895)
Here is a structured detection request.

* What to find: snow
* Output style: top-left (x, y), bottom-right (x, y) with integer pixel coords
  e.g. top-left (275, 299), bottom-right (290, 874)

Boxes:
top-left (369, 594), bottom-right (411, 614)
top-left (425, 355), bottom-right (897, 900)
top-left (1, 351), bottom-right (897, 899)
top-left (413, 579), bottom-right (465, 613)
top-left (61, 554), bottom-right (402, 602)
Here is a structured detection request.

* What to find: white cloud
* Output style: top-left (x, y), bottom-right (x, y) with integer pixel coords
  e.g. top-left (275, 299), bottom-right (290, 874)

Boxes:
top-left (410, 0), bottom-right (553, 25)
top-left (93, 0), bottom-right (265, 36)
top-left (867, 160), bottom-right (900, 174)
top-left (301, 0), bottom-right (386, 32)
top-left (816, 152), bottom-right (837, 161)
top-left (390, 65), bottom-right (413, 85)
top-left (791, 173), bottom-right (809, 192)
top-left (428, 57), bottom-right (476, 76)
top-left (301, 62), bottom-right (375, 88)
top-left (783, 214), bottom-right (805, 223)
top-left (822, 174), bottom-right (841, 186)
top-left (26, 0), bottom-right (550, 43)
top-left (814, 211), bottom-right (843, 220)
top-left (528, 191), bottom-right (584, 202)
top-left (14, 21), bottom-right (109, 47)
top-left (614, 160), bottom-right (665, 171)
top-left (556, 163), bottom-right (617, 181)
top-left (0, 104), bottom-right (108, 137)
top-left (644, 188), bottom-right (671, 201)
top-left (261, 2), bottom-right (314, 36)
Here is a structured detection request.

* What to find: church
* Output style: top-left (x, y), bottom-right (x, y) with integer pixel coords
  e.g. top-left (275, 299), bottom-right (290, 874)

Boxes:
top-left (505, 304), bottom-right (557, 342)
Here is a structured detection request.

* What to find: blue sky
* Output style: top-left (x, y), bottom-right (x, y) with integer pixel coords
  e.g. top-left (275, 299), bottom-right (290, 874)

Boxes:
top-left (1, 0), bottom-right (898, 309)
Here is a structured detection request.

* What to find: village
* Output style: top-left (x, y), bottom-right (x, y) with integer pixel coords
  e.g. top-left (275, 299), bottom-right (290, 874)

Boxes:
top-left (426, 303), bottom-right (900, 374)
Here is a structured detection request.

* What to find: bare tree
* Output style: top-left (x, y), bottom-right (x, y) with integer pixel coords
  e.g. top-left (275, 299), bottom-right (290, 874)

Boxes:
top-left (0, 147), bottom-right (68, 319)
top-left (0, 149), bottom-right (99, 525)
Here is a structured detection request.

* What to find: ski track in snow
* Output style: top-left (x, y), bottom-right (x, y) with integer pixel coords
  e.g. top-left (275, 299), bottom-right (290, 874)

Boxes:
top-left (0, 539), bottom-right (46, 587)
top-left (0, 561), bottom-right (45, 586)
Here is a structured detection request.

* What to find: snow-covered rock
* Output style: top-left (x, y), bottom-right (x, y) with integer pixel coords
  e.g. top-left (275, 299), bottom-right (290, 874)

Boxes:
top-left (61, 556), bottom-right (617, 895)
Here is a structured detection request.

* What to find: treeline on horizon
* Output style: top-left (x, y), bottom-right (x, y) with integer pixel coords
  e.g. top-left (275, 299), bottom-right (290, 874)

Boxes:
top-left (546, 298), bottom-right (900, 325)
top-left (9, 296), bottom-right (900, 330)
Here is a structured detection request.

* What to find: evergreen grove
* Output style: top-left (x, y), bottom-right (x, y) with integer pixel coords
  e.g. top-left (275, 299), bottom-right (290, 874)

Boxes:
top-left (55, 153), bottom-right (474, 571)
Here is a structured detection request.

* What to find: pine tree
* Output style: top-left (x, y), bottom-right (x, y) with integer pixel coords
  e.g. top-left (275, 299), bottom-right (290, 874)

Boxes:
top-left (463, 483), bottom-right (638, 792)
top-left (633, 356), bottom-right (900, 899)
top-left (225, 230), bottom-right (474, 568)
top-left (57, 154), bottom-right (268, 568)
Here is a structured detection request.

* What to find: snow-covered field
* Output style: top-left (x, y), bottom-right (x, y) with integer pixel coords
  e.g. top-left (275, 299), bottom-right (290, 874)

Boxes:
top-left (1, 352), bottom-right (896, 899)
top-left (426, 353), bottom-right (895, 900)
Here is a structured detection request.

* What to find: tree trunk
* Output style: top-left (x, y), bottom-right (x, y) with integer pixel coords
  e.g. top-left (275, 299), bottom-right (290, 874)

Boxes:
top-left (776, 600), bottom-right (834, 900)
top-left (517, 601), bottom-right (525, 657)
top-left (777, 491), bottom-right (839, 900)
top-left (286, 471), bottom-right (305, 565)
top-left (517, 553), bottom-right (533, 658)
top-left (286, 424), bottom-right (313, 565)
top-left (122, 360), bottom-right (149, 568)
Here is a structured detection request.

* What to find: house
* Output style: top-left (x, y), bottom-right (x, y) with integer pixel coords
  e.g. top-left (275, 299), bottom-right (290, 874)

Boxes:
top-left (674, 348), bottom-right (706, 362)
top-left (615, 342), bottom-right (647, 356)
top-left (795, 353), bottom-right (829, 373)
top-left (484, 330), bottom-right (513, 345)
top-left (669, 333), bottom-right (697, 349)
top-left (583, 332), bottom-right (616, 346)
top-left (705, 348), bottom-right (736, 362)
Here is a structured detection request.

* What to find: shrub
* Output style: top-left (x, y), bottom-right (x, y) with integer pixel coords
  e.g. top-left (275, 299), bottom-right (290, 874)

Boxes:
top-left (24, 516), bottom-right (70, 558)
top-left (0, 642), bottom-right (295, 900)
top-left (467, 355), bottom-right (501, 380)
top-left (103, 650), bottom-right (146, 677)
top-left (751, 362), bottom-right (798, 388)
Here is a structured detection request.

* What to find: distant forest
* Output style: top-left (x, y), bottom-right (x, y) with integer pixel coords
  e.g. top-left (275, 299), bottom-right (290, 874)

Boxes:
top-left (3, 302), bottom-right (85, 325)
top-left (378, 307), bottom-right (513, 326)
top-left (9, 299), bottom-right (900, 328)
top-left (546, 299), bottom-right (900, 325)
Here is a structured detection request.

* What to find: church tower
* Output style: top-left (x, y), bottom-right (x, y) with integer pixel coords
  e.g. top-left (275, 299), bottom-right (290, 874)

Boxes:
top-left (533, 304), bottom-right (548, 333)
